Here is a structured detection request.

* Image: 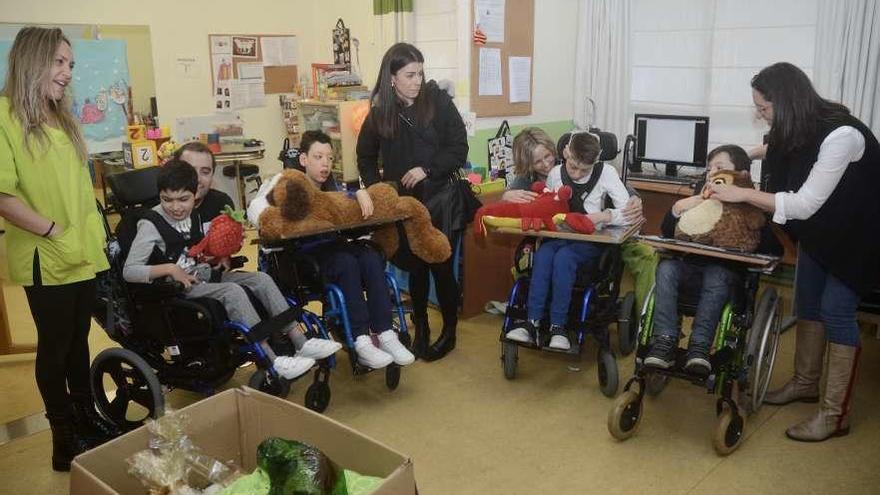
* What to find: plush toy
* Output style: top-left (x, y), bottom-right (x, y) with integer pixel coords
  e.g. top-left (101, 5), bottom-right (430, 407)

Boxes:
top-left (258, 169), bottom-right (451, 263)
top-left (188, 205), bottom-right (245, 259)
top-left (675, 169), bottom-right (766, 252)
top-left (474, 182), bottom-right (596, 236)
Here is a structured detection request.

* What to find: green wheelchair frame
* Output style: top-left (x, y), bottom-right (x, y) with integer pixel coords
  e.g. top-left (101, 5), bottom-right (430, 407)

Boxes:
top-left (607, 262), bottom-right (783, 455)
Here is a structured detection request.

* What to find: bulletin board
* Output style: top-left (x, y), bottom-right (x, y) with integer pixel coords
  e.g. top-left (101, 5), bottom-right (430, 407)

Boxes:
top-left (469, 0), bottom-right (534, 117)
top-left (208, 33), bottom-right (298, 97)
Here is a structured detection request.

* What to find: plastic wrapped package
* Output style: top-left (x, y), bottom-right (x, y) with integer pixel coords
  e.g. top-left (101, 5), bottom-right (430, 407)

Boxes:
top-left (257, 438), bottom-right (338, 495)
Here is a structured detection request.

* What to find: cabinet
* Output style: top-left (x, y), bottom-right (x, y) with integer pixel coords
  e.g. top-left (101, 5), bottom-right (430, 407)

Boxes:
top-left (298, 99), bottom-right (370, 182)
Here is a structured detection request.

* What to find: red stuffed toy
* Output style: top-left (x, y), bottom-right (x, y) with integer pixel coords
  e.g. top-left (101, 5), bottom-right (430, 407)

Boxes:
top-left (474, 182), bottom-right (596, 236)
top-left (188, 205), bottom-right (245, 260)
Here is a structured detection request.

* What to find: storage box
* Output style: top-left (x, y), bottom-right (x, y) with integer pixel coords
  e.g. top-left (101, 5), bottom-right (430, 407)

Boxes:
top-left (70, 387), bottom-right (416, 494)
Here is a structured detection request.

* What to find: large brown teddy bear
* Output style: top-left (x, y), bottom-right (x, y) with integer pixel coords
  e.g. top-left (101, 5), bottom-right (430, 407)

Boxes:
top-left (675, 169), bottom-right (766, 252)
top-left (259, 169), bottom-right (451, 263)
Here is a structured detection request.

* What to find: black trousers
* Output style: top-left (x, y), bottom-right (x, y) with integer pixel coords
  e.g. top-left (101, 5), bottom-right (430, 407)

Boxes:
top-left (24, 278), bottom-right (97, 416)
top-left (409, 256), bottom-right (460, 323)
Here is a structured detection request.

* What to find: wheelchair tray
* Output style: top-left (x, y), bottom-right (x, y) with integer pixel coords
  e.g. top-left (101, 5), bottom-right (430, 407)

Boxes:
top-left (638, 235), bottom-right (780, 270)
top-left (487, 219), bottom-right (642, 245)
top-left (257, 214), bottom-right (408, 248)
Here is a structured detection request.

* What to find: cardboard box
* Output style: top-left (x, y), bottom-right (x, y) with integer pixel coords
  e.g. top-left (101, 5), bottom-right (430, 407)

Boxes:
top-left (70, 387), bottom-right (416, 494)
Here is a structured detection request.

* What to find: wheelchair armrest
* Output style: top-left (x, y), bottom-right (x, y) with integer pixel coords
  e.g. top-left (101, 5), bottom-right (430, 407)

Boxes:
top-left (230, 255), bottom-right (248, 269)
top-left (128, 280), bottom-right (185, 301)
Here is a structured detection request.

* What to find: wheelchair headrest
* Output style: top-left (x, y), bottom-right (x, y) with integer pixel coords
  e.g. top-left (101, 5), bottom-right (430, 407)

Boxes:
top-left (106, 166), bottom-right (160, 208)
top-left (557, 128), bottom-right (619, 162)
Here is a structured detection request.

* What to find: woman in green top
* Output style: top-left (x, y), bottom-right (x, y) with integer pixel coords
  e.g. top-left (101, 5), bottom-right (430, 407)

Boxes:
top-left (0, 27), bottom-right (119, 471)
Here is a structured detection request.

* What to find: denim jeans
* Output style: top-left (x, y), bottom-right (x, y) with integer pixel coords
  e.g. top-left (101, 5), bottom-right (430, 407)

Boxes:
top-left (795, 247), bottom-right (861, 346)
top-left (652, 259), bottom-right (738, 349)
top-left (527, 239), bottom-right (605, 326)
top-left (317, 244), bottom-right (392, 337)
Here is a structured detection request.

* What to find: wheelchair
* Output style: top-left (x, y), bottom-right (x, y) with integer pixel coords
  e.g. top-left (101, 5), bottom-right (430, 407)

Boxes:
top-left (259, 229), bottom-right (412, 404)
top-left (607, 245), bottom-right (783, 455)
top-left (500, 236), bottom-right (638, 398)
top-left (90, 167), bottom-right (331, 430)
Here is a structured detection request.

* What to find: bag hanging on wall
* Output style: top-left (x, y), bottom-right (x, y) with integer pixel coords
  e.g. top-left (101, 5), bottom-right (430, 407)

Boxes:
top-left (332, 18), bottom-right (352, 70)
top-left (487, 120), bottom-right (513, 179)
top-left (278, 137), bottom-right (300, 169)
top-left (423, 172), bottom-right (483, 239)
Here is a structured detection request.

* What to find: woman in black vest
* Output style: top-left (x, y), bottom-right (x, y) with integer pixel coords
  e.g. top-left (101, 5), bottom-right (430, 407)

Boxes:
top-left (707, 62), bottom-right (880, 442)
top-left (357, 43), bottom-right (468, 362)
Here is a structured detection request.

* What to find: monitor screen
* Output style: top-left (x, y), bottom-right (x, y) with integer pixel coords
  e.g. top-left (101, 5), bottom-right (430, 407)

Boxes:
top-left (633, 114), bottom-right (710, 168)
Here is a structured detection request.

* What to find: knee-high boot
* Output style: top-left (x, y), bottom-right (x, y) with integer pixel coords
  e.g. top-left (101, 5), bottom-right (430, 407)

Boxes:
top-left (425, 306), bottom-right (457, 362)
top-left (764, 320), bottom-right (826, 405)
top-left (46, 409), bottom-right (89, 472)
top-left (786, 343), bottom-right (860, 442)
top-left (411, 313), bottom-right (431, 360)
top-left (71, 393), bottom-right (124, 448)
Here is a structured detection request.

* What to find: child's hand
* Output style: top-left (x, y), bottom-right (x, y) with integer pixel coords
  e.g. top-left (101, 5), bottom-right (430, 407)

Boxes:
top-left (587, 210), bottom-right (612, 225)
top-left (168, 265), bottom-right (198, 290)
top-left (673, 195), bottom-right (704, 216)
top-left (621, 196), bottom-right (643, 224)
top-left (355, 189), bottom-right (374, 219)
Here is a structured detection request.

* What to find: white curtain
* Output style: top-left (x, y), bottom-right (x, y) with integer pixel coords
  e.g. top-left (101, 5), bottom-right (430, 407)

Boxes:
top-left (573, 0), bottom-right (632, 159)
top-left (814, 0), bottom-right (880, 134)
top-left (373, 5), bottom-right (415, 54)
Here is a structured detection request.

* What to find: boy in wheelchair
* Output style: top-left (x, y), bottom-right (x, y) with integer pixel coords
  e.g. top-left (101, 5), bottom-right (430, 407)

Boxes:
top-left (506, 131), bottom-right (633, 349)
top-left (248, 130), bottom-right (415, 369)
top-left (122, 160), bottom-right (341, 380)
top-left (644, 145), bottom-right (782, 375)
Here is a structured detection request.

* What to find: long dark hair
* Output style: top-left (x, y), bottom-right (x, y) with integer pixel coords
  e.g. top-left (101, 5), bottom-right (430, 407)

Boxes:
top-left (751, 62), bottom-right (850, 153)
top-left (370, 42), bottom-right (434, 139)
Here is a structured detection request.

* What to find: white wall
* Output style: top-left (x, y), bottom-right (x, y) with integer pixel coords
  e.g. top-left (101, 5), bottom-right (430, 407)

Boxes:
top-left (631, 0), bottom-right (820, 158)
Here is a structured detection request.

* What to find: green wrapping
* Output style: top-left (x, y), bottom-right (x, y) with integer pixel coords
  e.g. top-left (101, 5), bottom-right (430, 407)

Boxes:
top-left (257, 438), bottom-right (338, 495)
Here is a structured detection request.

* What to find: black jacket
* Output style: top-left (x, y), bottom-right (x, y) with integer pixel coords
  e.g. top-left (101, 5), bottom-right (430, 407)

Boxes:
top-left (356, 81), bottom-right (468, 201)
top-left (764, 114), bottom-right (880, 295)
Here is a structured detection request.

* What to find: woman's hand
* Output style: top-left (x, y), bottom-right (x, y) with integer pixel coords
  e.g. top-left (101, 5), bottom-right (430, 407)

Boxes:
top-left (621, 196), bottom-right (643, 224)
top-left (47, 222), bottom-right (64, 239)
top-left (501, 189), bottom-right (538, 203)
top-left (355, 189), bottom-right (374, 219)
top-left (705, 183), bottom-right (751, 203)
top-left (401, 167), bottom-right (428, 189)
top-left (168, 265), bottom-right (198, 290)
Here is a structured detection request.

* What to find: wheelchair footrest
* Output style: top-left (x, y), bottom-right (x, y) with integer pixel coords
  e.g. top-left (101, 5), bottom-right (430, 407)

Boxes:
top-left (246, 307), bottom-right (303, 344)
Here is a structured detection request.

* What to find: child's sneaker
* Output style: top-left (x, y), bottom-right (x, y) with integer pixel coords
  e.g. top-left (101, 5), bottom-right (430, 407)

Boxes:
top-left (273, 355), bottom-right (315, 380)
top-left (297, 338), bottom-right (343, 360)
top-left (548, 324), bottom-right (571, 350)
top-left (355, 335), bottom-right (394, 369)
top-left (644, 335), bottom-right (678, 369)
top-left (378, 330), bottom-right (415, 365)
top-left (506, 319), bottom-right (538, 343)
top-left (684, 345), bottom-right (711, 376)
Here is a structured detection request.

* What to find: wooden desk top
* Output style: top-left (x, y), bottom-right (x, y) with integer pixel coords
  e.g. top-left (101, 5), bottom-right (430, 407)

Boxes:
top-left (638, 235), bottom-right (780, 270)
top-left (259, 215), bottom-right (407, 245)
top-left (627, 179), bottom-right (694, 196)
top-left (488, 220), bottom-right (643, 245)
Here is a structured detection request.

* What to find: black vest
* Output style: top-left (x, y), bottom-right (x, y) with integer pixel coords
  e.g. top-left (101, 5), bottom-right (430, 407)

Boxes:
top-left (763, 114), bottom-right (880, 295)
top-left (560, 162), bottom-right (604, 214)
top-left (141, 210), bottom-right (205, 266)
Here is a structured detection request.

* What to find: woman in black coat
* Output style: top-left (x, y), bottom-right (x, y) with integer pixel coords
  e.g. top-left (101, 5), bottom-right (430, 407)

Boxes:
top-left (357, 43), bottom-right (468, 361)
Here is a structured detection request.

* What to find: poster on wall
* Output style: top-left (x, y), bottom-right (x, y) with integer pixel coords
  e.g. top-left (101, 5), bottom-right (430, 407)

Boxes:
top-left (0, 38), bottom-right (130, 154)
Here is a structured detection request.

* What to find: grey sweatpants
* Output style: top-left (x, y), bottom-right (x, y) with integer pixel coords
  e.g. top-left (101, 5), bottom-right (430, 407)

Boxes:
top-left (186, 271), bottom-right (294, 331)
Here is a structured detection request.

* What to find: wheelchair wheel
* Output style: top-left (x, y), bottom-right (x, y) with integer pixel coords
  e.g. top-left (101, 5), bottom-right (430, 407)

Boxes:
top-left (385, 364), bottom-right (401, 390)
top-left (597, 348), bottom-right (619, 398)
top-left (645, 372), bottom-right (670, 397)
top-left (502, 341), bottom-right (518, 380)
top-left (713, 407), bottom-right (745, 455)
top-left (617, 292), bottom-right (637, 356)
top-left (91, 348), bottom-right (164, 431)
top-left (607, 390), bottom-right (642, 440)
top-left (248, 369), bottom-right (291, 398)
top-left (305, 381), bottom-right (331, 413)
top-left (744, 288), bottom-right (781, 415)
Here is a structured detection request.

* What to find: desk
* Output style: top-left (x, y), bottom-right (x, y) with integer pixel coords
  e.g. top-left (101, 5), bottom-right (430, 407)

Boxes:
top-left (216, 143), bottom-right (265, 209)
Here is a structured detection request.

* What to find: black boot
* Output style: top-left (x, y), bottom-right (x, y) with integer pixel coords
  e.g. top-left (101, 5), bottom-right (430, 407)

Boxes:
top-left (46, 411), bottom-right (89, 472)
top-left (425, 310), bottom-right (457, 362)
top-left (411, 314), bottom-right (431, 360)
top-left (71, 396), bottom-right (124, 448)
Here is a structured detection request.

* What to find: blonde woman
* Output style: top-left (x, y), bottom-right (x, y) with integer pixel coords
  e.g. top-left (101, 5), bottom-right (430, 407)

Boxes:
top-left (0, 27), bottom-right (119, 471)
top-left (502, 127), bottom-right (557, 203)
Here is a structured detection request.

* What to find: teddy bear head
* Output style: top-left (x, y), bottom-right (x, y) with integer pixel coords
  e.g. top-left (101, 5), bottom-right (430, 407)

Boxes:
top-left (266, 169), bottom-right (316, 222)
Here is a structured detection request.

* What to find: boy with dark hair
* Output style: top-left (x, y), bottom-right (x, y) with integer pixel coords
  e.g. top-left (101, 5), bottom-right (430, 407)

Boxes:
top-left (645, 144), bottom-right (780, 375)
top-left (123, 160), bottom-right (341, 380)
top-left (249, 130), bottom-right (415, 369)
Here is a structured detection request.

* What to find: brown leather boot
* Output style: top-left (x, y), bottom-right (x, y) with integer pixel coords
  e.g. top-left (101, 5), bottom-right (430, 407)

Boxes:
top-left (786, 343), bottom-right (859, 442)
top-left (764, 320), bottom-right (825, 405)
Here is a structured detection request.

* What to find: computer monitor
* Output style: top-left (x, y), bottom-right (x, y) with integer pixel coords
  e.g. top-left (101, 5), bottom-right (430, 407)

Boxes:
top-left (632, 114), bottom-right (710, 176)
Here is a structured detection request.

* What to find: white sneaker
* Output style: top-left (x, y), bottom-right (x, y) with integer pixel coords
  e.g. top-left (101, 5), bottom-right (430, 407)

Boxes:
top-left (355, 335), bottom-right (394, 369)
top-left (378, 330), bottom-right (415, 365)
top-left (548, 335), bottom-right (571, 350)
top-left (505, 328), bottom-right (532, 343)
top-left (273, 355), bottom-right (315, 380)
top-left (297, 338), bottom-right (342, 360)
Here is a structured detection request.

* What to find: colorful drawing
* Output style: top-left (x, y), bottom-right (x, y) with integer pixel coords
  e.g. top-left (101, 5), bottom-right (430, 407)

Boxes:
top-left (79, 98), bottom-right (105, 124)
